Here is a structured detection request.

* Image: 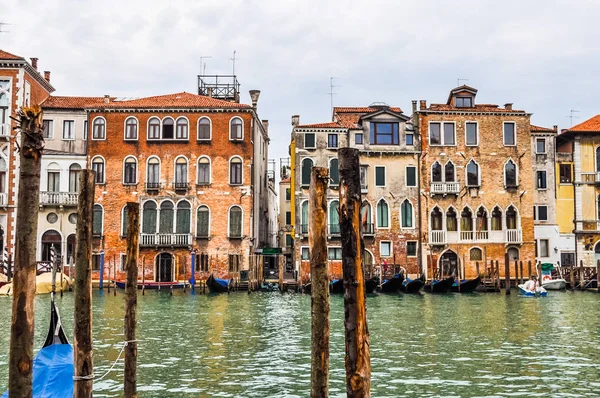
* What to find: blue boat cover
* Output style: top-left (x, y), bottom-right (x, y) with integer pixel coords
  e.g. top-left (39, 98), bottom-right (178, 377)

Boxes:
top-left (214, 277), bottom-right (229, 287)
top-left (2, 344), bottom-right (74, 398)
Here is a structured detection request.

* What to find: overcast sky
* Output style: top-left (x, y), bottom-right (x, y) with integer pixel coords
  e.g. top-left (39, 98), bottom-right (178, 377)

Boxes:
top-left (2, 0), bottom-right (600, 172)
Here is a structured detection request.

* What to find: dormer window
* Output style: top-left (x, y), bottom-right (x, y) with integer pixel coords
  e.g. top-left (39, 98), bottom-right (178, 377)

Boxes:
top-left (370, 122), bottom-right (399, 145)
top-left (455, 96), bottom-right (473, 108)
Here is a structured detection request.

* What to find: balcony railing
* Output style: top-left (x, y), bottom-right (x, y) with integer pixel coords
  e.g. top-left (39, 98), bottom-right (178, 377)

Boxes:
top-left (140, 233), bottom-right (192, 247)
top-left (506, 229), bottom-right (522, 243)
top-left (429, 230), bottom-right (446, 245)
top-left (173, 182), bottom-right (190, 191)
top-left (361, 184), bottom-right (368, 193)
top-left (145, 182), bottom-right (160, 192)
top-left (40, 191), bottom-right (79, 206)
top-left (430, 182), bottom-right (460, 195)
top-left (0, 192), bottom-right (7, 206)
top-left (329, 224), bottom-right (340, 236)
top-left (429, 229), bottom-right (521, 244)
top-left (0, 123), bottom-right (10, 138)
top-left (460, 231), bottom-right (489, 241)
top-left (361, 223), bottom-right (374, 236)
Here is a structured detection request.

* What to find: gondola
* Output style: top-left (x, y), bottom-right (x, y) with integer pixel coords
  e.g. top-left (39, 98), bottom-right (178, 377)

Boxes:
top-left (302, 281), bottom-right (311, 294)
top-left (450, 275), bottom-right (482, 293)
top-left (400, 276), bottom-right (425, 294)
top-left (206, 274), bottom-right (230, 293)
top-left (365, 277), bottom-right (379, 294)
top-left (330, 279), bottom-right (344, 294)
top-left (379, 273), bottom-right (405, 293)
top-left (425, 276), bottom-right (455, 293)
top-left (114, 281), bottom-right (186, 290)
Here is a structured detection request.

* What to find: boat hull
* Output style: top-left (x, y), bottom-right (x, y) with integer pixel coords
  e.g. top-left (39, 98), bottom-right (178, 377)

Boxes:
top-left (365, 278), bottom-right (378, 294)
top-left (450, 275), bottom-right (482, 293)
top-left (518, 284), bottom-right (548, 297)
top-left (207, 274), bottom-right (230, 293)
top-left (542, 279), bottom-right (567, 290)
top-left (400, 278), bottom-right (424, 294)
top-left (115, 281), bottom-right (186, 290)
top-left (330, 279), bottom-right (344, 294)
top-left (425, 276), bottom-right (455, 293)
top-left (379, 274), bottom-right (405, 293)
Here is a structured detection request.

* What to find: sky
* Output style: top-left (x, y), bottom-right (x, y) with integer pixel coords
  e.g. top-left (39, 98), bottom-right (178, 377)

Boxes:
top-left (2, 0), bottom-right (600, 176)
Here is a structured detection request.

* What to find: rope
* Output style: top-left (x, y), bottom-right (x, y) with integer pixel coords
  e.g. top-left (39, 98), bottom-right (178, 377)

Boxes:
top-left (73, 340), bottom-right (140, 381)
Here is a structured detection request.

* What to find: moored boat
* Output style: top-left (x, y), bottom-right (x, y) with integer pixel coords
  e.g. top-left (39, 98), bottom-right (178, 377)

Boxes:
top-left (425, 276), bottom-right (455, 293)
top-left (206, 274), bottom-right (230, 293)
top-left (450, 275), bottom-right (482, 293)
top-left (302, 281), bottom-right (311, 294)
top-left (540, 263), bottom-right (567, 290)
top-left (379, 273), bottom-right (404, 293)
top-left (330, 279), bottom-right (344, 294)
top-left (518, 284), bottom-right (548, 297)
top-left (365, 277), bottom-right (379, 294)
top-left (115, 281), bottom-right (186, 290)
top-left (400, 276), bottom-right (424, 294)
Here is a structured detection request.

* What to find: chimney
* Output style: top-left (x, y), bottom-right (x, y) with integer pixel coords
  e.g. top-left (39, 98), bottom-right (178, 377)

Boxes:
top-left (261, 119), bottom-right (269, 134)
top-left (207, 87), bottom-right (213, 97)
top-left (411, 100), bottom-right (419, 130)
top-left (553, 125), bottom-right (558, 132)
top-left (291, 115), bottom-right (300, 126)
top-left (419, 100), bottom-right (427, 110)
top-left (504, 103), bottom-right (513, 110)
top-left (30, 58), bottom-right (38, 71)
top-left (249, 90), bottom-right (261, 109)
top-left (43, 71), bottom-right (51, 83)
top-left (104, 95), bottom-right (110, 104)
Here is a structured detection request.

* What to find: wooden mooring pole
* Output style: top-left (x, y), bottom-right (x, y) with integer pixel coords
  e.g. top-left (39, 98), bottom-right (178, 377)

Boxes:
top-left (495, 260), bottom-right (500, 292)
top-left (309, 167), bottom-right (330, 398)
top-left (504, 253), bottom-right (510, 294)
top-left (124, 202), bottom-right (140, 397)
top-left (339, 148), bottom-right (371, 396)
top-left (579, 260), bottom-right (585, 290)
top-left (596, 260), bottom-right (600, 293)
top-left (519, 261), bottom-right (524, 285)
top-left (570, 262), bottom-right (575, 290)
top-left (74, 169), bottom-right (96, 397)
top-left (514, 260), bottom-right (519, 287)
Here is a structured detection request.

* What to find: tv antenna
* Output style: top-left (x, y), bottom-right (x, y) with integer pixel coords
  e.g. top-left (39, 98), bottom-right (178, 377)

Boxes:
top-left (200, 55), bottom-right (212, 75)
top-left (0, 22), bottom-right (11, 43)
top-left (457, 78), bottom-right (469, 86)
top-left (329, 77), bottom-right (341, 118)
top-left (567, 109), bottom-right (580, 127)
top-left (230, 50), bottom-right (238, 76)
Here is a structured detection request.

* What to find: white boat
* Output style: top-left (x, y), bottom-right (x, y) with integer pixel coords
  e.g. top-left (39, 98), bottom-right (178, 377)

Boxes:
top-left (518, 284), bottom-right (547, 297)
top-left (541, 277), bottom-right (567, 290)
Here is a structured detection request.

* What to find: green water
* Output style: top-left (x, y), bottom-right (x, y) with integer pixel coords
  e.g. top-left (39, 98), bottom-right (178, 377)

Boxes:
top-left (0, 290), bottom-right (599, 397)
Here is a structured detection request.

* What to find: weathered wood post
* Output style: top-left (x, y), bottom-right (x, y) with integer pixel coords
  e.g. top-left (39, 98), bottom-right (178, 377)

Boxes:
top-left (579, 259), bottom-right (585, 290)
top-left (279, 255), bottom-right (284, 293)
top-left (514, 260), bottom-right (519, 287)
top-left (596, 259), bottom-right (600, 293)
top-left (141, 255), bottom-right (145, 296)
top-left (107, 257), bottom-right (111, 294)
top-left (124, 202), bottom-right (140, 397)
top-left (495, 260), bottom-right (500, 291)
top-left (519, 261), bottom-right (524, 285)
top-left (8, 106), bottom-right (44, 397)
top-left (113, 254), bottom-right (117, 297)
top-left (528, 260), bottom-right (532, 279)
top-left (339, 148), bottom-right (371, 397)
top-left (504, 253), bottom-right (510, 294)
top-left (74, 169), bottom-right (96, 397)
top-left (309, 167), bottom-right (330, 398)
top-left (60, 254), bottom-right (64, 297)
top-left (569, 262), bottom-right (575, 290)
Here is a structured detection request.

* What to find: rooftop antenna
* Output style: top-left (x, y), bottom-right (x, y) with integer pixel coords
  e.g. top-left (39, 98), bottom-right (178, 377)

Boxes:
top-left (230, 50), bottom-right (238, 76)
top-left (567, 109), bottom-right (580, 127)
top-left (200, 55), bottom-right (212, 75)
top-left (457, 78), bottom-right (469, 86)
top-left (329, 77), bottom-right (341, 119)
top-left (0, 22), bottom-right (11, 43)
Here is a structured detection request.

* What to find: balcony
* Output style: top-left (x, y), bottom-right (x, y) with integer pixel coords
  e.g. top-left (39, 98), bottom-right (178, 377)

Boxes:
top-left (173, 182), bottom-right (190, 192)
top-left (145, 182), bottom-right (160, 192)
top-left (0, 123), bottom-right (10, 138)
top-left (460, 231), bottom-right (489, 242)
top-left (429, 230), bottom-right (446, 245)
top-left (505, 229), bottom-right (522, 243)
top-left (329, 224), bottom-right (341, 237)
top-left (0, 193), bottom-right (7, 207)
top-left (40, 191), bottom-right (78, 206)
top-left (430, 182), bottom-right (460, 195)
top-left (428, 229), bottom-right (521, 244)
top-left (361, 223), bottom-right (374, 236)
top-left (140, 233), bottom-right (192, 247)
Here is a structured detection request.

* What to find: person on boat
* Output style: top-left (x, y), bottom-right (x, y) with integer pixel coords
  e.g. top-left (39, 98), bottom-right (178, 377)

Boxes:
top-left (523, 275), bottom-right (538, 292)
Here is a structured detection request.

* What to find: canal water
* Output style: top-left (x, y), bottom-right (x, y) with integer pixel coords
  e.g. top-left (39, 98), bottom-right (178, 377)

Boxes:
top-left (0, 290), bottom-right (599, 397)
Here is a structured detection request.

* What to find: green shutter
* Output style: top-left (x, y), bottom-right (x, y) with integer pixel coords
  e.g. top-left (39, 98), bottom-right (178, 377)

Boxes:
top-left (330, 159), bottom-right (339, 185)
top-left (176, 208), bottom-right (190, 233)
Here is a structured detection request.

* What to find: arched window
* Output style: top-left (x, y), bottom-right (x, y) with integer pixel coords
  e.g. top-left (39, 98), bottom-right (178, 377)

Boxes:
top-left (197, 156), bottom-right (211, 185)
top-left (91, 156), bottom-right (105, 184)
top-left (466, 160), bottom-right (479, 187)
top-left (125, 117), bottom-right (138, 140)
top-left (445, 161), bottom-right (455, 182)
top-left (230, 117), bottom-right (243, 140)
top-left (148, 117), bottom-right (161, 140)
top-left (507, 247), bottom-right (519, 261)
top-left (92, 118), bottom-right (105, 140)
top-left (301, 158), bottom-right (313, 186)
top-left (0, 157), bottom-right (6, 194)
top-left (92, 204), bottom-right (103, 236)
top-left (470, 247), bottom-right (483, 261)
top-left (229, 206), bottom-right (243, 237)
top-left (329, 158), bottom-right (339, 185)
top-left (476, 207), bottom-right (488, 231)
top-left (377, 200), bottom-right (389, 228)
top-left (229, 157), bottom-right (243, 185)
top-left (198, 117), bottom-right (211, 141)
top-left (505, 159), bottom-right (517, 187)
top-left (176, 118), bottom-right (188, 139)
top-left (121, 205), bottom-right (129, 236)
top-left (196, 205), bottom-right (210, 237)
top-left (360, 201), bottom-right (372, 234)
top-left (301, 201), bottom-right (309, 233)
top-left (446, 208), bottom-right (458, 232)
top-left (159, 201), bottom-right (174, 233)
top-left (162, 118), bottom-right (174, 139)
top-left (431, 207), bottom-right (443, 230)
top-left (596, 147), bottom-right (600, 172)
top-left (123, 156), bottom-right (137, 184)
top-left (401, 199), bottom-right (413, 228)
top-left (176, 201), bottom-right (191, 233)
top-left (146, 157), bottom-right (160, 187)
top-left (142, 201), bottom-right (157, 234)
top-left (174, 157), bottom-right (188, 188)
top-left (329, 200), bottom-right (339, 234)
top-left (69, 163), bottom-right (81, 192)
top-left (461, 207), bottom-right (473, 232)
top-left (506, 206), bottom-right (517, 229)
top-left (491, 206), bottom-right (502, 231)
top-left (41, 230), bottom-right (62, 262)
top-left (431, 162), bottom-right (442, 182)
top-left (46, 162), bottom-right (60, 192)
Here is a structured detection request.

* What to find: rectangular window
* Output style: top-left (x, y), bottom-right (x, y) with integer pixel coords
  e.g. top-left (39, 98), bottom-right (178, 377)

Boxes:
top-left (466, 122), bottom-right (478, 145)
top-left (327, 134), bottom-right (338, 148)
top-left (327, 247), bottom-right (342, 260)
top-left (62, 120), bottom-right (75, 140)
top-left (536, 138), bottom-right (546, 154)
top-left (559, 164), bottom-right (572, 183)
top-left (47, 171), bottom-right (60, 192)
top-left (120, 254), bottom-right (127, 272)
top-left (304, 133), bottom-right (315, 148)
top-left (176, 121), bottom-right (188, 139)
top-left (355, 133), bottom-right (363, 144)
top-left (406, 166), bottom-right (417, 187)
top-left (375, 166), bottom-right (385, 187)
top-left (360, 165), bottom-right (368, 191)
top-left (370, 122), bottom-right (399, 145)
top-left (83, 120), bottom-right (88, 140)
top-left (535, 205), bottom-right (548, 221)
top-left (92, 162), bottom-right (104, 184)
top-left (42, 120), bottom-right (53, 139)
top-left (195, 253), bottom-right (209, 272)
top-left (538, 239), bottom-right (549, 257)
top-left (561, 252), bottom-right (575, 267)
top-left (380, 241), bottom-right (391, 257)
top-left (429, 122), bottom-right (441, 145)
top-left (230, 162), bottom-right (242, 185)
top-left (285, 188), bottom-right (291, 201)
top-left (443, 123), bottom-right (455, 145)
top-left (429, 122), bottom-right (455, 145)
top-left (406, 133), bottom-right (414, 146)
top-left (148, 123), bottom-right (160, 139)
top-left (197, 163), bottom-right (210, 185)
top-left (301, 247), bottom-right (310, 261)
top-left (228, 254), bottom-right (241, 272)
top-left (285, 234), bottom-right (293, 247)
top-left (455, 97), bottom-right (472, 108)
top-left (406, 241), bottom-right (417, 257)
top-left (285, 211), bottom-right (291, 225)
top-left (124, 162), bottom-right (136, 184)
top-left (503, 122), bottom-right (516, 146)
top-left (92, 254), bottom-right (101, 271)
top-left (536, 171), bottom-right (547, 189)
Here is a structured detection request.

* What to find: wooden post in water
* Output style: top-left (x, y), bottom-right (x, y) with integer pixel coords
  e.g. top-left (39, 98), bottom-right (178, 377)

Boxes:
top-left (513, 260), bottom-right (518, 287)
top-left (596, 259), bottom-right (600, 293)
top-left (141, 256), bottom-right (145, 296)
top-left (74, 169), bottom-right (95, 397)
top-left (519, 261), bottom-right (524, 285)
top-left (279, 255), bottom-right (284, 293)
top-left (339, 148), bottom-right (370, 397)
top-left (309, 167), bottom-right (330, 398)
top-left (504, 253), bottom-right (510, 294)
top-left (107, 257), bottom-right (111, 294)
top-left (60, 255), bottom-right (64, 297)
top-left (579, 259), bottom-right (585, 290)
top-left (124, 202), bottom-right (140, 397)
top-left (495, 260), bottom-right (500, 292)
top-left (569, 262), bottom-right (575, 290)
top-left (528, 260), bottom-right (532, 279)
top-left (113, 254), bottom-right (117, 296)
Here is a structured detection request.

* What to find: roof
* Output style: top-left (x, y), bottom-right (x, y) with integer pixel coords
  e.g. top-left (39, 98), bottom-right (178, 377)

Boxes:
top-left (530, 125), bottom-right (555, 133)
top-left (565, 115), bottom-right (600, 133)
top-left (427, 103), bottom-right (526, 113)
top-left (98, 92), bottom-right (251, 109)
top-left (42, 96), bottom-right (111, 109)
top-left (296, 121), bottom-right (343, 129)
top-left (296, 105), bottom-right (405, 130)
top-left (447, 85), bottom-right (478, 104)
top-left (0, 49), bottom-right (24, 60)
top-left (334, 106), bottom-right (403, 114)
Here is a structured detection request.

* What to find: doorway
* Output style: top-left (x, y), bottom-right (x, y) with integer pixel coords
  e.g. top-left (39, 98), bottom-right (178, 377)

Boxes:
top-left (155, 253), bottom-right (173, 282)
top-left (439, 250), bottom-right (458, 277)
top-left (41, 230), bottom-right (62, 262)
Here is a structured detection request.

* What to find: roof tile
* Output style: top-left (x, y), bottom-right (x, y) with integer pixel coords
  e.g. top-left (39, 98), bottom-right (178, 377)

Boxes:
top-left (428, 103), bottom-right (525, 113)
top-left (0, 49), bottom-right (24, 60)
top-left (42, 96), bottom-right (111, 109)
top-left (565, 115), bottom-right (600, 133)
top-left (100, 92), bottom-right (250, 109)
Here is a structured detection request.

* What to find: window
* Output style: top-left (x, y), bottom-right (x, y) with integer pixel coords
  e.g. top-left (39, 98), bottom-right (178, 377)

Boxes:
top-left (360, 202), bottom-right (372, 233)
top-left (120, 254), bottom-right (127, 272)
top-left (228, 254), bottom-right (241, 272)
top-left (406, 166), bottom-right (416, 187)
top-left (431, 162), bottom-right (442, 182)
top-left (461, 208), bottom-right (473, 232)
top-left (375, 166), bottom-right (385, 187)
top-left (444, 123), bottom-right (455, 145)
top-left (377, 200), bottom-right (389, 228)
top-left (148, 117), bottom-right (160, 140)
top-left (230, 117), bottom-right (243, 140)
top-left (535, 205), bottom-right (548, 221)
top-left (92, 204), bottom-right (103, 236)
top-left (175, 201), bottom-right (191, 234)
top-left (559, 164), bottom-right (572, 183)
top-left (301, 201), bottom-right (309, 234)
top-left (445, 162), bottom-right (455, 182)
top-left (506, 206), bottom-right (517, 229)
top-left (83, 120), bottom-right (88, 140)
top-left (159, 118), bottom-right (173, 139)
top-left (406, 133), bottom-right (414, 146)
top-left (174, 157), bottom-right (188, 188)
top-left (91, 157), bottom-right (105, 184)
top-left (536, 138), bottom-right (546, 154)
top-left (147, 157), bottom-right (160, 187)
top-left (47, 169), bottom-right (60, 192)
top-left (285, 188), bottom-right (291, 201)
top-left (597, 147), bottom-right (600, 172)
top-left (301, 158), bottom-right (313, 186)
top-left (401, 200), bottom-right (413, 228)
top-left (121, 206), bottom-right (129, 237)
top-left (446, 208), bottom-right (458, 232)
top-left (431, 207), bottom-right (443, 230)
top-left (176, 118), bottom-right (188, 139)
top-left (466, 160), bottom-right (479, 186)
top-left (92, 254), bottom-right (101, 271)
top-left (380, 241), bottom-right (391, 257)
top-left (329, 158), bottom-right (339, 186)
top-left (304, 133), bottom-right (316, 148)
top-left (92, 118), bottom-right (105, 140)
top-left (470, 248), bottom-right (482, 261)
top-left (507, 247), bottom-right (519, 261)
top-left (561, 252), bottom-right (575, 267)
top-left (329, 201), bottom-right (340, 235)
top-left (407, 242), bottom-right (417, 257)
top-left (196, 205), bottom-right (210, 237)
top-left (196, 253), bottom-right (209, 272)
top-left (466, 122), bottom-right (478, 145)
top-left (476, 207), bottom-right (488, 231)
top-left (229, 206), bottom-right (242, 237)
top-left (159, 201), bottom-right (174, 233)
top-left (229, 157), bottom-right (243, 185)
top-left (455, 97), bottom-right (472, 108)
top-left (197, 157), bottom-right (210, 185)
top-left (69, 164), bottom-right (81, 192)
top-left (301, 247), bottom-right (310, 260)
top-left (142, 201), bottom-right (157, 233)
top-left (538, 239), bottom-right (549, 257)
top-left (327, 247), bottom-right (342, 260)
top-left (360, 165), bottom-right (368, 190)
top-left (491, 207), bottom-right (502, 231)
top-left (125, 117), bottom-right (138, 140)
top-left (123, 157), bottom-right (137, 184)
top-left (503, 122), bottom-right (516, 146)
top-left (355, 133), bottom-right (363, 144)
top-left (285, 211), bottom-right (292, 225)
top-left (536, 171), bottom-right (547, 189)
top-left (197, 117), bottom-right (211, 140)
top-left (285, 234), bottom-right (293, 247)
top-left (370, 122), bottom-right (399, 145)
top-left (328, 134), bottom-right (338, 148)
top-left (429, 122), bottom-right (455, 145)
top-left (504, 159), bottom-right (517, 187)
top-left (42, 120), bottom-right (53, 139)
top-left (0, 158), bottom-right (5, 194)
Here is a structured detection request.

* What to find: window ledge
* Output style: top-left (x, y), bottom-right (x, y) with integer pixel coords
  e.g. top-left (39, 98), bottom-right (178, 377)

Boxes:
top-left (124, 138), bottom-right (138, 141)
top-left (123, 183), bottom-right (138, 186)
top-left (196, 183), bottom-right (211, 187)
top-left (197, 139), bottom-right (212, 143)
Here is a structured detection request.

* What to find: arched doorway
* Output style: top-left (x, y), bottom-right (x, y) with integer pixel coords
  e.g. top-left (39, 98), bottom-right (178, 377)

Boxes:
top-left (507, 247), bottom-right (519, 262)
top-left (594, 242), bottom-right (600, 266)
top-left (155, 253), bottom-right (173, 282)
top-left (363, 250), bottom-right (374, 275)
top-left (66, 234), bottom-right (76, 265)
top-left (41, 230), bottom-right (62, 262)
top-left (439, 250), bottom-right (458, 278)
